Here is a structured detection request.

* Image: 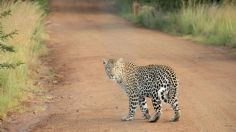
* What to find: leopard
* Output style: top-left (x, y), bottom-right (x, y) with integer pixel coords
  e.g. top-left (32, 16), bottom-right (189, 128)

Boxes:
top-left (103, 58), bottom-right (180, 122)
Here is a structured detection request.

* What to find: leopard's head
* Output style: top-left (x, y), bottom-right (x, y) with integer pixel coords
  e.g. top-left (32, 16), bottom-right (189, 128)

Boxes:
top-left (102, 58), bottom-right (124, 83)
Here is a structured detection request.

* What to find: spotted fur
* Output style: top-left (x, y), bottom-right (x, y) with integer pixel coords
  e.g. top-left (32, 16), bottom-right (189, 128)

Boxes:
top-left (103, 58), bottom-right (180, 122)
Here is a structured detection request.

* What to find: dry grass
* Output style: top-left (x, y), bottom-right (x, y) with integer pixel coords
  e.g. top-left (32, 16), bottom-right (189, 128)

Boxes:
top-left (178, 4), bottom-right (236, 47)
top-left (116, 0), bottom-right (236, 47)
top-left (0, 1), bottom-right (46, 118)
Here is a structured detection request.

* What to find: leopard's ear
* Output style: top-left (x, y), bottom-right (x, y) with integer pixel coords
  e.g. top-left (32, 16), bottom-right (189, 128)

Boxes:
top-left (102, 59), bottom-right (108, 65)
top-left (117, 58), bottom-right (124, 63)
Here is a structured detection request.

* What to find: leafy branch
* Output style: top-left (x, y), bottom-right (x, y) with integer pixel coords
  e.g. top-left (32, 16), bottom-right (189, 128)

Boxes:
top-left (0, 61), bottom-right (24, 69)
top-left (0, 29), bottom-right (18, 41)
top-left (0, 9), bottom-right (11, 19)
top-left (0, 9), bottom-right (23, 69)
top-left (0, 42), bottom-right (15, 52)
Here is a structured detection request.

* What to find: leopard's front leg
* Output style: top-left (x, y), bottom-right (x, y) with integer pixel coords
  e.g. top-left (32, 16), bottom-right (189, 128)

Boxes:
top-left (121, 96), bottom-right (138, 121)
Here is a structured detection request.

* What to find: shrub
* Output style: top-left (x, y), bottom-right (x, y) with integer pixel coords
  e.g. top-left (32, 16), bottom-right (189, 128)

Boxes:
top-left (134, 5), bottom-right (156, 27)
top-left (113, 0), bottom-right (132, 14)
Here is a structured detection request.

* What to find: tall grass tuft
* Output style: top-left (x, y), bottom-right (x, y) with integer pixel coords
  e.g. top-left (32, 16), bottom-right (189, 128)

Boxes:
top-left (0, 1), bottom-right (46, 118)
top-left (178, 4), bottom-right (236, 47)
top-left (134, 6), bottom-right (156, 28)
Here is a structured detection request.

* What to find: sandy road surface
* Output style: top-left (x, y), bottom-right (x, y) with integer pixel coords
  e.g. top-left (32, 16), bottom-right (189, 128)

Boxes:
top-left (3, 0), bottom-right (236, 131)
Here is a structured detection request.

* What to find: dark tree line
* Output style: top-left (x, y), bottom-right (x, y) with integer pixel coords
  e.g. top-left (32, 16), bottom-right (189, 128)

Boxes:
top-left (133, 0), bottom-right (234, 11)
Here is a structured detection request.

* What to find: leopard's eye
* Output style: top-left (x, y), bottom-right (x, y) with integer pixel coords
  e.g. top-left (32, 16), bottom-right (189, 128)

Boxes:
top-left (107, 67), bottom-right (111, 72)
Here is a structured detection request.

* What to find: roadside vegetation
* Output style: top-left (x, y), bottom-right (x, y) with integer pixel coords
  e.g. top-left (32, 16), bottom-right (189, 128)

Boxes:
top-left (112, 0), bottom-right (236, 47)
top-left (0, 0), bottom-right (47, 118)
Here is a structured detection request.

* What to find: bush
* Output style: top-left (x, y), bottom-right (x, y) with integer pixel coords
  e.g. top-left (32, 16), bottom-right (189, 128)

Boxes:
top-left (134, 6), bottom-right (156, 27)
top-left (151, 0), bottom-right (183, 11)
top-left (113, 0), bottom-right (132, 14)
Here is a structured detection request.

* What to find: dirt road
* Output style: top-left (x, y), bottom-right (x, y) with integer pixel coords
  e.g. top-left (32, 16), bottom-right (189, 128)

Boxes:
top-left (4, 0), bottom-right (236, 131)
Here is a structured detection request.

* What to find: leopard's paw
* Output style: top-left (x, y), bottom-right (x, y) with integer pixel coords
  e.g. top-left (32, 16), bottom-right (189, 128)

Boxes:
top-left (142, 113), bottom-right (151, 120)
top-left (148, 112), bottom-right (161, 123)
top-left (121, 116), bottom-right (134, 121)
top-left (170, 112), bottom-right (180, 122)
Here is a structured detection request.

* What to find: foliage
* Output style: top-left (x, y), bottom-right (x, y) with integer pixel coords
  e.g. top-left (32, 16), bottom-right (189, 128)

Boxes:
top-left (0, 0), bottom-right (48, 12)
top-left (0, 9), bottom-right (11, 19)
top-left (0, 29), bottom-right (18, 41)
top-left (113, 0), bottom-right (132, 14)
top-left (0, 61), bottom-right (24, 69)
top-left (140, 0), bottom-right (183, 11)
top-left (134, 6), bottom-right (156, 27)
top-left (113, 0), bottom-right (236, 47)
top-left (135, 0), bottom-right (223, 12)
top-left (0, 9), bottom-right (23, 69)
top-left (32, 0), bottom-right (48, 11)
top-left (177, 4), bottom-right (236, 47)
top-left (0, 43), bottom-right (15, 52)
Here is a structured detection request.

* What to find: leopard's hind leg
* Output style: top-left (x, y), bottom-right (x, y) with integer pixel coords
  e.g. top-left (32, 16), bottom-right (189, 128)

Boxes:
top-left (167, 89), bottom-right (180, 122)
top-left (149, 95), bottom-right (162, 122)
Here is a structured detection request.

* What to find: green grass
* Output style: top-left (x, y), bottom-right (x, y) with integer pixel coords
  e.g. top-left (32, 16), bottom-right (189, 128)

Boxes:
top-left (177, 4), bottom-right (236, 47)
top-left (0, 1), bottom-right (46, 118)
top-left (114, 1), bottom-right (236, 48)
top-left (35, 0), bottom-right (48, 11)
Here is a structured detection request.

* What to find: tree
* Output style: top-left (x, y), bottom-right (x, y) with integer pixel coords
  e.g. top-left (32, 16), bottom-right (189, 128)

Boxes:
top-left (0, 9), bottom-right (23, 69)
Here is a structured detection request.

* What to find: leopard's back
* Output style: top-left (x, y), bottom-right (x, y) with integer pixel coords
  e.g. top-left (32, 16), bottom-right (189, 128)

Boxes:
top-left (132, 65), bottom-right (179, 98)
